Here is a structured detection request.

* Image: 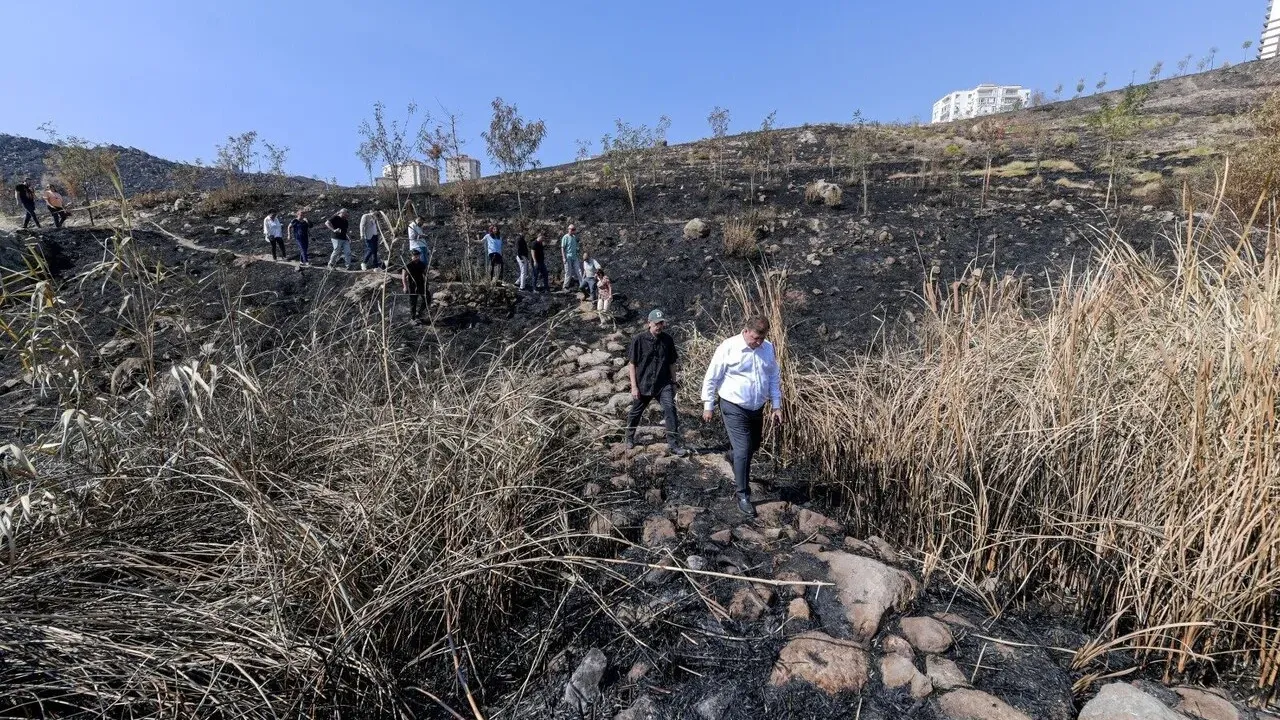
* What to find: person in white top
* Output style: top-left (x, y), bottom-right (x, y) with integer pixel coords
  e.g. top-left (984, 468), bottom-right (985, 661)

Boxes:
top-left (359, 209), bottom-right (381, 270)
top-left (263, 211), bottom-right (285, 260)
top-left (701, 316), bottom-right (784, 517)
top-left (408, 216), bottom-right (430, 267)
top-left (580, 251), bottom-right (603, 301)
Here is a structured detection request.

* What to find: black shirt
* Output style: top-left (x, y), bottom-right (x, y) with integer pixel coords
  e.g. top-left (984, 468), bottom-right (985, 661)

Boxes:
top-left (327, 214), bottom-right (349, 239)
top-left (289, 218), bottom-right (310, 242)
top-left (405, 259), bottom-right (427, 293)
top-left (628, 331), bottom-right (678, 396)
top-left (14, 183), bottom-right (33, 205)
top-left (516, 235), bottom-right (530, 259)
top-left (530, 237), bottom-right (545, 264)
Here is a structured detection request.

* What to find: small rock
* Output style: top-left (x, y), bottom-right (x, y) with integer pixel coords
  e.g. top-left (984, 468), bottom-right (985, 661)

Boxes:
top-left (768, 631), bottom-right (869, 695)
top-left (583, 483), bottom-right (602, 498)
top-left (683, 218), bottom-right (710, 239)
top-left (882, 635), bottom-right (914, 658)
top-left (226, 215), bottom-right (243, 226)
top-left (732, 525), bottom-right (767, 546)
top-left (710, 529), bottom-right (732, 544)
top-left (614, 694), bottom-right (661, 720)
top-left (213, 225), bottom-right (231, 235)
top-left (1048, 198), bottom-right (1065, 209)
top-left (672, 505), bottom-right (705, 529)
top-left (900, 616), bottom-right (954, 653)
top-left (563, 648), bottom-right (608, 713)
top-left (926, 656), bottom-right (970, 691)
top-left (645, 488), bottom-right (664, 504)
top-left (938, 689), bottom-right (1031, 720)
top-left (728, 585), bottom-right (773, 621)
top-left (787, 597), bottom-right (811, 621)
top-left (642, 516), bottom-right (678, 546)
top-left (796, 508), bottom-right (842, 536)
top-left (880, 654), bottom-right (933, 699)
top-left (686, 555), bottom-right (708, 572)
top-left (755, 500), bottom-right (790, 525)
top-left (611, 475), bottom-right (636, 490)
top-left (1174, 687), bottom-right (1238, 720)
top-left (774, 571), bottom-right (807, 597)
top-left (626, 661), bottom-right (652, 683)
top-left (695, 690), bottom-right (733, 720)
top-left (1079, 683), bottom-right (1186, 720)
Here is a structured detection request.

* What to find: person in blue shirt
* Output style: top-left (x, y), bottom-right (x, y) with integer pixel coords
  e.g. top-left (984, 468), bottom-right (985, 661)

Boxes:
top-left (483, 224), bottom-right (504, 282)
top-left (288, 210), bottom-right (311, 270)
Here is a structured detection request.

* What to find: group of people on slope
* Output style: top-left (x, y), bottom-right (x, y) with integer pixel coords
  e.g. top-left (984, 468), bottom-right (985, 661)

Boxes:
top-left (626, 310), bottom-right (784, 518)
top-left (479, 222), bottom-right (613, 318)
top-left (263, 207), bottom-right (389, 272)
top-left (12, 179), bottom-right (68, 229)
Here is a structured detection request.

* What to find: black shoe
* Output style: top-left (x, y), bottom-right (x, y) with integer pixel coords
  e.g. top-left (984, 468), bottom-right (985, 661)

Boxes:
top-left (625, 438), bottom-right (636, 450)
top-left (737, 496), bottom-right (756, 518)
top-left (668, 445), bottom-right (690, 457)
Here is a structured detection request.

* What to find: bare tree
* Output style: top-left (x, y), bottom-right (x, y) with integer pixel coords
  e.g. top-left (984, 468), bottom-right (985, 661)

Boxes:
top-left (44, 137), bottom-right (119, 226)
top-left (1149, 61), bottom-right (1164, 82)
top-left (481, 97), bottom-right (547, 216)
top-left (1087, 85), bottom-right (1151, 209)
top-left (1095, 73), bottom-right (1108, 94)
top-left (356, 142), bottom-right (377, 186)
top-left (845, 109), bottom-right (879, 216)
top-left (1208, 46), bottom-right (1219, 68)
top-left (429, 107), bottom-right (480, 281)
top-left (1053, 83), bottom-right (1064, 101)
top-left (707, 106), bottom-right (730, 183)
top-left (744, 111), bottom-right (779, 199)
top-left (1177, 54), bottom-right (1192, 75)
top-left (357, 101), bottom-right (431, 231)
top-left (968, 119), bottom-right (1007, 209)
top-left (215, 131), bottom-right (259, 188)
top-left (600, 118), bottom-right (661, 220)
top-left (574, 139), bottom-right (593, 163)
top-left (1074, 78), bottom-right (1086, 98)
top-left (262, 142), bottom-right (289, 192)
top-left (1243, 40), bottom-right (1254, 62)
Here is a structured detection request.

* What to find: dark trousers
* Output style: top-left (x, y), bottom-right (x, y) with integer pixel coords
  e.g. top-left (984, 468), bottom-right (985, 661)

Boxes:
top-left (21, 202), bottom-right (40, 228)
top-left (533, 260), bottom-right (549, 291)
top-left (626, 384), bottom-right (679, 448)
top-left (269, 236), bottom-right (285, 260)
top-left (47, 205), bottom-right (65, 228)
top-left (363, 237), bottom-right (380, 267)
top-left (581, 276), bottom-right (598, 301)
top-left (409, 288), bottom-right (428, 318)
top-left (297, 238), bottom-right (309, 264)
top-left (487, 252), bottom-right (504, 281)
top-left (721, 399), bottom-right (764, 499)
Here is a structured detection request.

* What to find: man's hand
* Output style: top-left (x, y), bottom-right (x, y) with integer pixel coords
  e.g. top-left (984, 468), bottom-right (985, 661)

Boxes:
top-left (702, 409), bottom-right (714, 422)
top-left (772, 409), bottom-right (784, 425)
top-left (631, 387), bottom-right (640, 400)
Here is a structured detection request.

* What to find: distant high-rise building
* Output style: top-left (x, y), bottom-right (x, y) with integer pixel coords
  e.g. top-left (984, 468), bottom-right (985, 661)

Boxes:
top-left (1261, 0), bottom-right (1280, 60)
top-left (382, 160), bottom-right (439, 189)
top-left (444, 155), bottom-right (482, 183)
top-left (931, 85), bottom-right (1032, 124)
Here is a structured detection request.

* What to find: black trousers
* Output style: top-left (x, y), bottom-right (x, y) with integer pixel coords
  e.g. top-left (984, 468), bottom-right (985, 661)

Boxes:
top-left (409, 287), bottom-right (428, 318)
top-left (47, 205), bottom-right (65, 228)
top-left (269, 236), bottom-right (285, 260)
top-left (720, 399), bottom-right (764, 499)
top-left (625, 384), bottom-right (679, 447)
top-left (487, 252), bottom-right (504, 280)
top-left (21, 202), bottom-right (41, 228)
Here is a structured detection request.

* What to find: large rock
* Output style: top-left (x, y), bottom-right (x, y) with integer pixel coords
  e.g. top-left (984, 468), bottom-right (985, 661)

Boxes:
top-left (926, 656), bottom-right (970, 691)
top-left (938, 689), bottom-right (1032, 720)
top-left (683, 218), bottom-right (710, 239)
top-left (642, 516), bottom-right (677, 546)
top-left (1078, 683), bottom-right (1187, 720)
top-left (576, 349), bottom-right (612, 367)
top-left (804, 180), bottom-right (843, 207)
top-left (796, 508), bottom-right (842, 536)
top-left (900, 616), bottom-right (954, 653)
top-left (809, 549), bottom-right (919, 642)
top-left (768, 631), bottom-right (870, 695)
top-left (563, 648), bottom-right (608, 713)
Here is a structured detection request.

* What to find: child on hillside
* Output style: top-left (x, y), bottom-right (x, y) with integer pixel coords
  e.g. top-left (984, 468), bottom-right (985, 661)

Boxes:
top-left (595, 268), bottom-right (613, 326)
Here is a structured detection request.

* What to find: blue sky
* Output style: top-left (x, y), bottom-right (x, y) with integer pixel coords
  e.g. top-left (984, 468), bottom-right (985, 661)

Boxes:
top-left (5, 0), bottom-right (1261, 185)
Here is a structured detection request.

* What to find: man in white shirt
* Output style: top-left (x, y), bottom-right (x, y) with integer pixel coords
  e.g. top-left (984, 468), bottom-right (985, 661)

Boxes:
top-left (359, 209), bottom-right (381, 271)
top-left (580, 251), bottom-right (603, 301)
top-left (263, 211), bottom-right (285, 260)
top-left (700, 316), bottom-right (784, 517)
top-left (408, 216), bottom-right (430, 267)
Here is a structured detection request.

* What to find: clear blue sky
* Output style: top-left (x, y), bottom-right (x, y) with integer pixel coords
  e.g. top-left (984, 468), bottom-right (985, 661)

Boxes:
top-left (6, 0), bottom-right (1261, 185)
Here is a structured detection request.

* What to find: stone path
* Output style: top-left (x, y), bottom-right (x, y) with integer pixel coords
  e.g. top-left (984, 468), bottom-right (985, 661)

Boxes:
top-left (552, 330), bottom-right (1274, 720)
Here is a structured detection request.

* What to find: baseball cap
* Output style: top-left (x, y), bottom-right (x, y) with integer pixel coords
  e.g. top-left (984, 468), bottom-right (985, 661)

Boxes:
top-left (648, 309), bottom-right (667, 323)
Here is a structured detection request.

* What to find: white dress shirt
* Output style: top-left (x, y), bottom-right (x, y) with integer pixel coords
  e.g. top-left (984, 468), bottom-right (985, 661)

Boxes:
top-left (360, 213), bottom-right (379, 240)
top-left (701, 333), bottom-right (783, 412)
top-left (263, 217), bottom-right (282, 238)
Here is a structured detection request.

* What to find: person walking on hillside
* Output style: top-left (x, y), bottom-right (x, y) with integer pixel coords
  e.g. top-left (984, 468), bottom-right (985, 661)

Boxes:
top-left (44, 185), bottom-right (66, 229)
top-left (326, 208), bottom-right (352, 270)
top-left (595, 268), bottom-right (613, 326)
top-left (514, 232), bottom-right (532, 291)
top-left (700, 316), bottom-right (784, 518)
top-left (14, 179), bottom-right (40, 229)
top-left (625, 309), bottom-right (688, 456)
top-left (580, 251), bottom-right (603, 301)
top-left (530, 232), bottom-right (550, 292)
top-left (263, 211), bottom-right (285, 260)
top-left (408, 216), bottom-right (430, 268)
top-left (561, 223), bottom-right (582, 290)
top-left (289, 210), bottom-right (311, 270)
top-left (403, 248), bottom-right (429, 323)
top-left (359, 208), bottom-right (381, 270)
top-left (483, 224), bottom-right (504, 282)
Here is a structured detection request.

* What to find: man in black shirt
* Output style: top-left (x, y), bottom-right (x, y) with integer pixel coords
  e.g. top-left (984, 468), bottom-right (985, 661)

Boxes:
top-left (625, 308), bottom-right (688, 455)
top-left (403, 248), bottom-right (429, 322)
top-left (514, 233), bottom-right (532, 291)
top-left (530, 233), bottom-right (550, 292)
top-left (14, 180), bottom-right (40, 229)
top-left (325, 208), bottom-right (351, 270)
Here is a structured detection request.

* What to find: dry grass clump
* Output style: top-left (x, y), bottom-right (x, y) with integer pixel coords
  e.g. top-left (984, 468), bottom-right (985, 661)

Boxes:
top-left (803, 180), bottom-right (842, 207)
top-left (723, 216), bottom-right (759, 258)
top-left (781, 204), bottom-right (1280, 691)
top-left (0, 304), bottom-right (597, 716)
top-left (1224, 91), bottom-right (1280, 216)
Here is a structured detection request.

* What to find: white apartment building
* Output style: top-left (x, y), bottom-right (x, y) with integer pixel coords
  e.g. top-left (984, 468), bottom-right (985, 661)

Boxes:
top-left (1261, 0), bottom-right (1280, 60)
top-left (931, 85), bottom-right (1032, 124)
top-left (444, 155), bottom-right (482, 183)
top-left (382, 160), bottom-right (439, 189)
